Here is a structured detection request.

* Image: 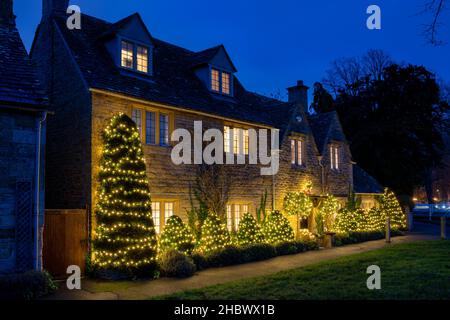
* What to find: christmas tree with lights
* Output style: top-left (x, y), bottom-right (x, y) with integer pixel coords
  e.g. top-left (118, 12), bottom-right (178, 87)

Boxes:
top-left (198, 213), bottom-right (230, 255)
top-left (381, 188), bottom-right (406, 230)
top-left (160, 215), bottom-right (195, 255)
top-left (93, 113), bottom-right (157, 277)
top-left (262, 211), bottom-right (294, 244)
top-left (236, 213), bottom-right (264, 246)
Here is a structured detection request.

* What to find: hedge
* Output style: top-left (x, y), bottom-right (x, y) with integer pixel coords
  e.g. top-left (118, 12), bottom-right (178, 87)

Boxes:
top-left (334, 230), bottom-right (405, 247)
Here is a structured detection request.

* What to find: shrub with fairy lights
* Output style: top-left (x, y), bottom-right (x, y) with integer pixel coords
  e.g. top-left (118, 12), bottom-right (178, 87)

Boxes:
top-left (197, 213), bottom-right (231, 255)
top-left (93, 113), bottom-right (157, 277)
top-left (262, 211), bottom-right (294, 244)
top-left (333, 208), bottom-right (369, 234)
top-left (283, 192), bottom-right (313, 232)
top-left (367, 207), bottom-right (385, 231)
top-left (381, 188), bottom-right (406, 230)
top-left (318, 194), bottom-right (340, 233)
top-left (160, 215), bottom-right (195, 255)
top-left (236, 213), bottom-right (264, 246)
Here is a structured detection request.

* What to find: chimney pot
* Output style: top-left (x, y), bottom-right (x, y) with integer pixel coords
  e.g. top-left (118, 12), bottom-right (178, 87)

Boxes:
top-left (287, 80), bottom-right (309, 112)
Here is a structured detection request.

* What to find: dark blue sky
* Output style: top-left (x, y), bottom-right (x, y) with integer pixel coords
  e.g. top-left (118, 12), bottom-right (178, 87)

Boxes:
top-left (14, 0), bottom-right (450, 99)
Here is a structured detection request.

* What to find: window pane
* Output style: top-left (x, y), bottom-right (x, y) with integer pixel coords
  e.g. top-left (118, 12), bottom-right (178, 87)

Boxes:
top-left (226, 205), bottom-right (233, 231)
top-left (145, 111), bottom-right (156, 144)
top-left (211, 69), bottom-right (220, 92)
top-left (234, 205), bottom-right (240, 231)
top-left (224, 126), bottom-right (231, 153)
top-left (151, 202), bottom-right (160, 234)
top-left (297, 140), bottom-right (303, 166)
top-left (132, 109), bottom-right (142, 136)
top-left (137, 46), bottom-right (148, 73)
top-left (233, 128), bottom-right (240, 154)
top-left (243, 130), bottom-right (249, 155)
top-left (121, 41), bottom-right (134, 69)
top-left (291, 140), bottom-right (296, 164)
top-left (334, 147), bottom-right (339, 170)
top-left (242, 204), bottom-right (249, 214)
top-left (159, 114), bottom-right (169, 146)
top-left (222, 72), bottom-right (230, 94)
top-left (164, 202), bottom-right (174, 223)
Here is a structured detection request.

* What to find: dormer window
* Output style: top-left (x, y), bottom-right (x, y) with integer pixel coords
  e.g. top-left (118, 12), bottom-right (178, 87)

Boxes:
top-left (120, 40), bottom-right (150, 74)
top-left (330, 145), bottom-right (340, 170)
top-left (211, 68), bottom-right (232, 96)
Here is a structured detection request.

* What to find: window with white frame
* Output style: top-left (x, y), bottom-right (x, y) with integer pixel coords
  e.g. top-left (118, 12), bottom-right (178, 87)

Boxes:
top-left (211, 68), bottom-right (232, 96)
top-left (290, 138), bottom-right (304, 166)
top-left (226, 205), bottom-right (233, 231)
top-left (164, 202), bottom-right (174, 223)
top-left (234, 205), bottom-right (241, 230)
top-left (151, 202), bottom-right (161, 234)
top-left (120, 40), bottom-right (151, 74)
top-left (330, 145), bottom-right (340, 170)
top-left (152, 200), bottom-right (176, 234)
top-left (224, 126), bottom-right (231, 153)
top-left (227, 204), bottom-right (250, 231)
top-left (224, 126), bottom-right (249, 155)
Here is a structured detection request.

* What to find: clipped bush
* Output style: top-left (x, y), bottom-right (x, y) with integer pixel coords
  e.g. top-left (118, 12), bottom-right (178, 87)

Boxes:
top-left (381, 188), bottom-right (407, 230)
top-left (191, 253), bottom-right (208, 271)
top-left (262, 211), bottom-right (294, 244)
top-left (236, 213), bottom-right (264, 246)
top-left (205, 246), bottom-right (243, 267)
top-left (241, 243), bottom-right (277, 262)
top-left (367, 207), bottom-right (386, 231)
top-left (159, 250), bottom-right (196, 278)
top-left (197, 213), bottom-right (231, 255)
top-left (159, 215), bottom-right (195, 255)
top-left (274, 242), bottom-right (298, 256)
top-left (0, 270), bottom-right (58, 300)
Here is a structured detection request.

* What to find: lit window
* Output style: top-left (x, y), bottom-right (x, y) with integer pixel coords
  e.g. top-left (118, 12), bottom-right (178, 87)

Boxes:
top-left (227, 205), bottom-right (233, 231)
top-left (222, 72), bottom-right (230, 94)
top-left (242, 204), bottom-right (249, 214)
top-left (164, 202), bottom-right (174, 223)
top-left (121, 41), bottom-right (134, 69)
top-left (132, 109), bottom-right (142, 136)
top-left (243, 130), bottom-right (249, 155)
top-left (297, 140), bottom-right (303, 166)
top-left (224, 126), bottom-right (231, 153)
top-left (160, 114), bottom-right (169, 146)
top-left (151, 202), bottom-right (160, 234)
top-left (233, 128), bottom-right (240, 154)
top-left (137, 46), bottom-right (148, 73)
top-left (211, 69), bottom-right (220, 92)
top-left (330, 145), bottom-right (340, 170)
top-left (291, 140), bottom-right (296, 165)
top-left (234, 205), bottom-right (240, 230)
top-left (145, 111), bottom-right (156, 145)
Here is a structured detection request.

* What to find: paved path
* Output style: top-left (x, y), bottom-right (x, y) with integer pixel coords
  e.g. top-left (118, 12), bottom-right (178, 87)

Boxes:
top-left (47, 225), bottom-right (439, 300)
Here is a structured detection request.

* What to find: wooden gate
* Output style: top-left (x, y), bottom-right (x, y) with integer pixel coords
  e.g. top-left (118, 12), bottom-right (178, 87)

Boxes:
top-left (43, 209), bottom-right (88, 278)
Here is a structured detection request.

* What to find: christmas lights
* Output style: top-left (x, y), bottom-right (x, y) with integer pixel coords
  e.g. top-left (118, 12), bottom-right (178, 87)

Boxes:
top-left (160, 215), bottom-right (195, 255)
top-left (381, 188), bottom-right (407, 230)
top-left (262, 211), bottom-right (294, 244)
top-left (236, 213), bottom-right (264, 246)
top-left (197, 213), bottom-right (231, 254)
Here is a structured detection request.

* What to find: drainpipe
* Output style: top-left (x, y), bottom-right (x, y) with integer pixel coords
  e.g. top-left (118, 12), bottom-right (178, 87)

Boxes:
top-left (318, 155), bottom-right (325, 195)
top-left (35, 111), bottom-right (48, 271)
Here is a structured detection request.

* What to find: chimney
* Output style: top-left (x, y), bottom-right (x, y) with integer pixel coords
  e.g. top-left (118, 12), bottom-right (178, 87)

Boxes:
top-left (0, 0), bottom-right (15, 26)
top-left (43, 0), bottom-right (69, 18)
top-left (287, 80), bottom-right (309, 112)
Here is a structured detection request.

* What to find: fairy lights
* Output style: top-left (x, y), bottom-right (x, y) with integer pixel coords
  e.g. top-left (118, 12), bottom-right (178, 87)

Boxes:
top-left (262, 211), bottom-right (294, 244)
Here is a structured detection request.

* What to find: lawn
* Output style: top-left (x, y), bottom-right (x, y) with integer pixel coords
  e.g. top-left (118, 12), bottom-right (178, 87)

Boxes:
top-left (157, 240), bottom-right (450, 300)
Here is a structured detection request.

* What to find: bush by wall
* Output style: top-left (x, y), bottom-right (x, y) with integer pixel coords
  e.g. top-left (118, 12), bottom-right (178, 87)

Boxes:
top-left (0, 270), bottom-right (58, 300)
top-left (159, 250), bottom-right (196, 278)
top-left (159, 215), bottom-right (195, 255)
top-left (236, 213), bottom-right (265, 246)
top-left (262, 211), bottom-right (294, 244)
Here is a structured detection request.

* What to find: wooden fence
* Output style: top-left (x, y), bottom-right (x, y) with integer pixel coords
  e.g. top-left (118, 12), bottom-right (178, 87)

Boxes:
top-left (43, 209), bottom-right (88, 278)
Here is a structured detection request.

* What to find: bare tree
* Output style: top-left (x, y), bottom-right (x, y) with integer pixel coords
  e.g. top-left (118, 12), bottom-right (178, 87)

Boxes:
top-left (362, 49), bottom-right (393, 81)
top-left (422, 0), bottom-right (447, 45)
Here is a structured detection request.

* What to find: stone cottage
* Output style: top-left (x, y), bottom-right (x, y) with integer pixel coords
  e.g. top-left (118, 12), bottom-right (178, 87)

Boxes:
top-left (0, 0), bottom-right (48, 273)
top-left (31, 0), bottom-right (382, 236)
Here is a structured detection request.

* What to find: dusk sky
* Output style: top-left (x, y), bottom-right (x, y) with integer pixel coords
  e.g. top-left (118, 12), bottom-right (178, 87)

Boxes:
top-left (14, 0), bottom-right (450, 100)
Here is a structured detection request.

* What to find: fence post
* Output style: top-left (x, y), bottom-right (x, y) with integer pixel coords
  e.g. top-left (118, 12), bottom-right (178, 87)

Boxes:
top-left (405, 206), bottom-right (413, 231)
top-left (386, 216), bottom-right (391, 243)
top-left (441, 216), bottom-right (446, 240)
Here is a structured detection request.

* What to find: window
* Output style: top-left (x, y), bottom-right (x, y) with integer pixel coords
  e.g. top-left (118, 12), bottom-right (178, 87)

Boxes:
top-left (164, 202), bottom-right (174, 223)
top-left (145, 111), bottom-right (156, 145)
top-left (211, 68), bottom-right (232, 95)
top-left (121, 41), bottom-right (134, 69)
top-left (330, 145), bottom-right (340, 170)
top-left (227, 205), bottom-right (233, 231)
top-left (160, 113), bottom-right (169, 146)
top-left (291, 139), bottom-right (304, 166)
top-left (234, 205), bottom-right (241, 230)
top-left (233, 128), bottom-right (240, 154)
top-left (242, 204), bottom-right (249, 214)
top-left (211, 69), bottom-right (220, 92)
top-left (132, 109), bottom-right (142, 135)
top-left (151, 202), bottom-right (161, 234)
top-left (137, 46), bottom-right (148, 73)
top-left (224, 126), bottom-right (231, 153)
top-left (243, 130), bottom-right (249, 155)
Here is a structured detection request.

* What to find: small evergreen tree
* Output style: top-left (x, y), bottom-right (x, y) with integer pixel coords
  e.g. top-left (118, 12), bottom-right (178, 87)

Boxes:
top-left (198, 213), bottom-right (230, 254)
top-left (381, 188), bottom-right (407, 230)
top-left (93, 113), bottom-right (157, 277)
top-left (283, 192), bottom-right (313, 232)
top-left (367, 207), bottom-right (385, 231)
top-left (333, 208), bottom-right (356, 233)
top-left (236, 213), bottom-right (264, 246)
top-left (160, 216), bottom-right (195, 255)
top-left (262, 211), bottom-right (294, 244)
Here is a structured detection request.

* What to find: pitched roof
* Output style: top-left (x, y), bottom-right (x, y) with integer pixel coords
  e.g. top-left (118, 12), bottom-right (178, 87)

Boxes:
top-left (52, 13), bottom-right (291, 128)
top-left (308, 111), bottom-right (347, 154)
top-left (0, 24), bottom-right (46, 107)
top-left (353, 165), bottom-right (383, 194)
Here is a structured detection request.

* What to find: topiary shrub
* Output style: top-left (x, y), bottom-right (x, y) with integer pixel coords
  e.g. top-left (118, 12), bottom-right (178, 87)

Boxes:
top-left (0, 270), bottom-right (58, 300)
top-left (381, 188), bottom-right (407, 230)
top-left (159, 250), bottom-right (196, 278)
top-left (160, 216), bottom-right (195, 255)
top-left (274, 242), bottom-right (298, 256)
top-left (241, 243), bottom-right (277, 262)
top-left (197, 213), bottom-right (231, 255)
top-left (205, 246), bottom-right (243, 267)
top-left (367, 207), bottom-right (386, 231)
top-left (191, 253), bottom-right (208, 271)
top-left (236, 213), bottom-right (264, 246)
top-left (262, 211), bottom-right (294, 244)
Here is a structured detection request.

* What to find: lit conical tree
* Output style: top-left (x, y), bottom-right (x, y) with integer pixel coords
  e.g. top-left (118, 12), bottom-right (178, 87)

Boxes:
top-left (93, 113), bottom-right (157, 277)
top-left (198, 213), bottom-right (230, 255)
top-left (381, 188), bottom-right (407, 230)
top-left (262, 211), bottom-right (294, 244)
top-left (236, 213), bottom-right (264, 246)
top-left (160, 215), bottom-right (195, 255)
